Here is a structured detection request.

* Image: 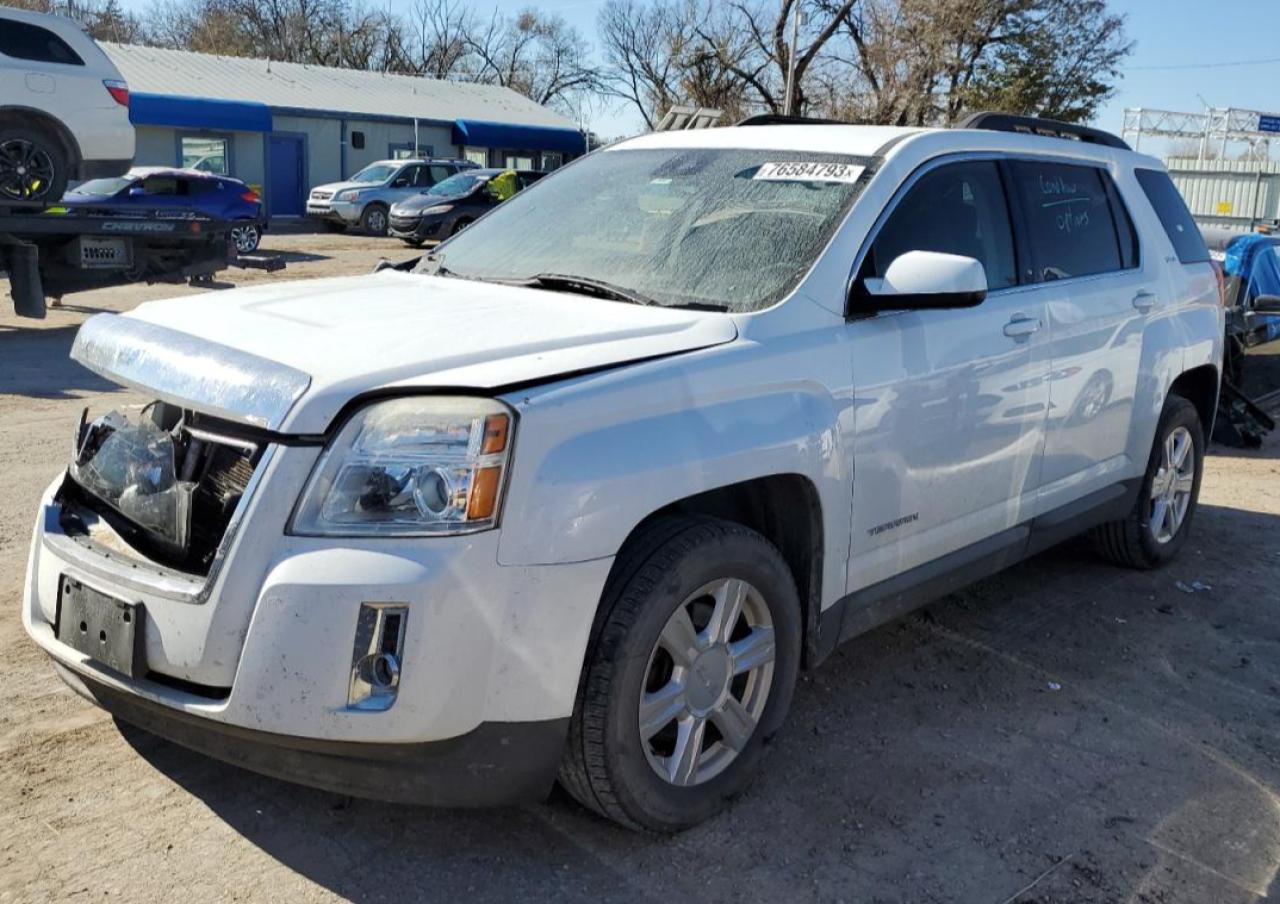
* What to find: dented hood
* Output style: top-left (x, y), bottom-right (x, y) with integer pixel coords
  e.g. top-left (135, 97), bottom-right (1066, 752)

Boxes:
top-left (71, 270), bottom-right (737, 434)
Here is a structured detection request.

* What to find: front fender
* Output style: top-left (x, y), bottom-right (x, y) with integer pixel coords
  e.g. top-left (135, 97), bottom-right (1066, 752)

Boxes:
top-left (495, 338), bottom-right (852, 609)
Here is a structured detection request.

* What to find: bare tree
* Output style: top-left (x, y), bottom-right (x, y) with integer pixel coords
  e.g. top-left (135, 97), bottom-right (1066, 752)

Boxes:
top-left (465, 8), bottom-right (602, 113)
top-left (7, 0), bottom-right (145, 42)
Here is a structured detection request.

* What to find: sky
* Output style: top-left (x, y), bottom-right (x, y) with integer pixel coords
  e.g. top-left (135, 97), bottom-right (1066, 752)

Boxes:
top-left (113, 0), bottom-right (1280, 147)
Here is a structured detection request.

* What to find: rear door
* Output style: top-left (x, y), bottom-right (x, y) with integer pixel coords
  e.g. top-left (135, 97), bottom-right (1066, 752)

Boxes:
top-left (846, 158), bottom-right (1052, 591)
top-left (1004, 159), bottom-right (1150, 510)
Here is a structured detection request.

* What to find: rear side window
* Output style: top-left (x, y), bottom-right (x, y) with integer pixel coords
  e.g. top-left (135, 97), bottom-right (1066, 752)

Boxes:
top-left (0, 21), bottom-right (84, 65)
top-left (1008, 161), bottom-right (1128, 282)
top-left (1135, 169), bottom-right (1210, 264)
top-left (860, 160), bottom-right (1018, 290)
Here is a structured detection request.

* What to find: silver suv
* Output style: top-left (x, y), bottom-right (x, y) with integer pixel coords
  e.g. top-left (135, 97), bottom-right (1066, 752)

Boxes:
top-left (306, 158), bottom-right (477, 236)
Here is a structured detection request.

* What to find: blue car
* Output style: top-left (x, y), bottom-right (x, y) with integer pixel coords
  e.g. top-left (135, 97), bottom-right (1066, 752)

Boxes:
top-left (63, 167), bottom-right (267, 252)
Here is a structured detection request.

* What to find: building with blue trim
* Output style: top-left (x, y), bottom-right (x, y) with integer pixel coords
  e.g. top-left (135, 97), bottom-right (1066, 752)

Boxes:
top-left (101, 43), bottom-right (586, 218)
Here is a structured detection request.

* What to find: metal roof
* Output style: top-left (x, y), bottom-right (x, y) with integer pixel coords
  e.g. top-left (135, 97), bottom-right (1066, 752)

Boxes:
top-left (101, 43), bottom-right (579, 131)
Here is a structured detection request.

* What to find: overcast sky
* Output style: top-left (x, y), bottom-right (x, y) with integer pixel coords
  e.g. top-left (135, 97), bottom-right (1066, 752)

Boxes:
top-left (114, 0), bottom-right (1280, 146)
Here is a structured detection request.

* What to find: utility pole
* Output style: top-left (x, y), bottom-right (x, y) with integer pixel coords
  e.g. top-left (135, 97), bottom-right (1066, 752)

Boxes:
top-left (783, 1), bottom-right (801, 116)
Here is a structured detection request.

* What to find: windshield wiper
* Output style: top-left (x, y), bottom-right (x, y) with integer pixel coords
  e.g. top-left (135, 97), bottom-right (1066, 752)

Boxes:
top-left (521, 273), bottom-right (658, 307)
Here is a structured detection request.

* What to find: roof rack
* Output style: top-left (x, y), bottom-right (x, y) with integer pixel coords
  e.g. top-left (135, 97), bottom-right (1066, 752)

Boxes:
top-left (737, 113), bottom-right (843, 127)
top-left (655, 106), bottom-right (725, 131)
top-left (958, 112), bottom-right (1130, 150)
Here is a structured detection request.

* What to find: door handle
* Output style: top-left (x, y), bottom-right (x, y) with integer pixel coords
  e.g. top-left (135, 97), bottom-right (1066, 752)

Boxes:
top-left (1133, 291), bottom-right (1156, 312)
top-left (1003, 314), bottom-right (1042, 339)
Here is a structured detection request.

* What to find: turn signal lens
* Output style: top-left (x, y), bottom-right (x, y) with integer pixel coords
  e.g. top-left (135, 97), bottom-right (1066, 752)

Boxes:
top-left (467, 466), bottom-right (502, 520)
top-left (481, 414), bottom-right (509, 454)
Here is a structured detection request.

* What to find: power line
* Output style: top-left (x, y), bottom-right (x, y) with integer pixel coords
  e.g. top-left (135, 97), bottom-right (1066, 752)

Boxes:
top-left (1129, 56), bottom-right (1280, 72)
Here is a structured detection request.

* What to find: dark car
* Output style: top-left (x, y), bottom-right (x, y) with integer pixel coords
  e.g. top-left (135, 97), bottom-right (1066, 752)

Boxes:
top-left (387, 168), bottom-right (545, 246)
top-left (62, 167), bottom-right (267, 252)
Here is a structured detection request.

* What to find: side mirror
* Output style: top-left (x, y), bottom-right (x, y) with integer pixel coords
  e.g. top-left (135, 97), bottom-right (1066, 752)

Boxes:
top-left (392, 178), bottom-right (409, 188)
top-left (857, 250), bottom-right (988, 312)
top-left (1254, 294), bottom-right (1280, 314)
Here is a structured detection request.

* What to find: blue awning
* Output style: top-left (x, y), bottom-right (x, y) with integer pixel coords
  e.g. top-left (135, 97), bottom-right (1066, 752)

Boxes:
top-left (452, 119), bottom-right (584, 154)
top-left (130, 93), bottom-right (273, 132)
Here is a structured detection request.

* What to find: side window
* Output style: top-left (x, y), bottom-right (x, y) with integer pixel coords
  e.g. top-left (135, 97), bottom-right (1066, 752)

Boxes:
top-left (0, 21), bottom-right (84, 65)
top-left (1008, 161), bottom-right (1124, 282)
top-left (392, 166), bottom-right (417, 188)
top-left (1105, 176), bottom-right (1141, 270)
top-left (1135, 169), bottom-right (1210, 264)
top-left (428, 165), bottom-right (453, 185)
top-left (860, 160), bottom-right (1017, 291)
top-left (139, 176), bottom-right (181, 196)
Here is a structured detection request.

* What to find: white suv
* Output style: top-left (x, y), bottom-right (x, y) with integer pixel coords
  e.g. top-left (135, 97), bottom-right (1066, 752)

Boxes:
top-left (23, 114), bottom-right (1223, 831)
top-left (0, 7), bottom-right (134, 206)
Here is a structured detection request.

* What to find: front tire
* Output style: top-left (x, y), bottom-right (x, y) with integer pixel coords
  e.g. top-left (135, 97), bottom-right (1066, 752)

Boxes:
top-left (0, 126), bottom-right (69, 205)
top-left (360, 203), bottom-right (389, 236)
top-left (1093, 394), bottom-right (1204, 568)
top-left (559, 516), bottom-right (801, 832)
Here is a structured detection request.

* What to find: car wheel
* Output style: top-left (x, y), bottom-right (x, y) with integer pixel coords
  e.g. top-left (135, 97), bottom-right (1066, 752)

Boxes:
top-left (559, 516), bottom-right (801, 832)
top-left (229, 223), bottom-right (261, 254)
top-left (1092, 394), bottom-right (1204, 568)
top-left (361, 204), bottom-right (389, 236)
top-left (0, 126), bottom-right (68, 205)
top-left (451, 217), bottom-right (473, 236)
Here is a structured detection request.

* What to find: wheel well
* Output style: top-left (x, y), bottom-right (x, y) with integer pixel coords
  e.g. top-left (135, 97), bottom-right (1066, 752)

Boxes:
top-left (625, 475), bottom-right (824, 667)
top-left (1168, 364), bottom-right (1220, 434)
top-left (0, 107), bottom-right (82, 170)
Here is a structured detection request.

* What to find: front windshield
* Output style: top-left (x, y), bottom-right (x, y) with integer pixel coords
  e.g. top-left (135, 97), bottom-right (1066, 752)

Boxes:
top-left (429, 148), bottom-right (873, 312)
top-left (68, 176), bottom-right (133, 196)
top-left (350, 164), bottom-right (397, 184)
top-left (428, 173), bottom-right (484, 196)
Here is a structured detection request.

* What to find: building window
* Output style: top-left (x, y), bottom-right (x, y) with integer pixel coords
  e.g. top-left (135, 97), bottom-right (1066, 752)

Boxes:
top-left (180, 135), bottom-right (230, 175)
top-left (351, 131), bottom-right (366, 150)
top-left (504, 154), bottom-right (535, 170)
top-left (389, 143), bottom-right (434, 160)
top-left (463, 146), bottom-right (488, 167)
top-left (541, 152), bottom-right (564, 171)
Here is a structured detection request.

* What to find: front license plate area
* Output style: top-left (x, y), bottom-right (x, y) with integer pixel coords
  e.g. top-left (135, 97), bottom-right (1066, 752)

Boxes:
top-left (56, 577), bottom-right (145, 678)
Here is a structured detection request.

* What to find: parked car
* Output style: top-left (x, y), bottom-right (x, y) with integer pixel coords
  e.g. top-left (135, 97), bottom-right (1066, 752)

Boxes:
top-left (24, 114), bottom-right (1223, 832)
top-left (389, 168), bottom-right (545, 245)
top-left (0, 7), bottom-right (134, 206)
top-left (306, 158), bottom-right (477, 236)
top-left (61, 167), bottom-right (267, 252)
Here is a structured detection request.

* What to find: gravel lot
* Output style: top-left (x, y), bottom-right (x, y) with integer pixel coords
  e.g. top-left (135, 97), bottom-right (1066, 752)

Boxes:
top-left (2, 231), bottom-right (1279, 903)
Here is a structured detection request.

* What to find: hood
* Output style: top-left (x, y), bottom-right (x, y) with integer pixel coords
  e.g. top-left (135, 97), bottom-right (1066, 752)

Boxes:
top-left (312, 179), bottom-right (379, 195)
top-left (392, 189), bottom-right (475, 214)
top-left (71, 271), bottom-right (738, 434)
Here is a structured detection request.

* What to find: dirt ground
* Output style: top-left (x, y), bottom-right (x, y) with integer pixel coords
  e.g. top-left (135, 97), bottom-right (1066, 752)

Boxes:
top-left (2, 231), bottom-right (1279, 904)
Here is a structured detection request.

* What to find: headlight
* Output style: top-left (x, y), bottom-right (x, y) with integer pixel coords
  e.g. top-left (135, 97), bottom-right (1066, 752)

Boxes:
top-left (290, 397), bottom-right (514, 536)
top-left (422, 204), bottom-right (453, 215)
top-left (334, 189), bottom-right (362, 202)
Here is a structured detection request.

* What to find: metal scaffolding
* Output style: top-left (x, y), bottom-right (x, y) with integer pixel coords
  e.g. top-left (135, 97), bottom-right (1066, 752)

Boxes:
top-left (1122, 107), bottom-right (1277, 161)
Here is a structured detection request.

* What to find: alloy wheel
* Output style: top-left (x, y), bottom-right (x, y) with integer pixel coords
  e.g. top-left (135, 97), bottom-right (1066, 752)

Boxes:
top-left (230, 225), bottom-right (260, 253)
top-left (0, 139), bottom-right (56, 202)
top-left (639, 577), bottom-right (776, 787)
top-left (1149, 425), bottom-right (1195, 544)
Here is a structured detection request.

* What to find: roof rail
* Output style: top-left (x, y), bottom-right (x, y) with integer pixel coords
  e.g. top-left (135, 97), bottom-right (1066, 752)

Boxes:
top-left (737, 113), bottom-right (843, 127)
top-left (957, 112), bottom-right (1130, 150)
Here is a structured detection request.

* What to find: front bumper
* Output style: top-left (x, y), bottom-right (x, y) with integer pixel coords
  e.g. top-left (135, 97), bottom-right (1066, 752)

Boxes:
top-left (388, 215), bottom-right (443, 241)
top-left (57, 662), bottom-right (568, 805)
top-left (306, 200), bottom-right (362, 225)
top-left (22, 449), bottom-right (614, 802)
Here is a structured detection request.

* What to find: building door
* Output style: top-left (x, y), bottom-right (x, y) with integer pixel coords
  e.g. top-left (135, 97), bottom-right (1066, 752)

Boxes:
top-left (268, 135), bottom-right (305, 217)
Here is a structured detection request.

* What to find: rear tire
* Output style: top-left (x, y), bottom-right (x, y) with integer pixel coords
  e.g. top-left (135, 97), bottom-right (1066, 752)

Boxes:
top-left (1092, 394), bottom-right (1204, 568)
top-left (0, 126), bottom-right (69, 206)
top-left (229, 223), bottom-right (261, 254)
top-left (559, 516), bottom-right (801, 832)
top-left (360, 203), bottom-right (389, 236)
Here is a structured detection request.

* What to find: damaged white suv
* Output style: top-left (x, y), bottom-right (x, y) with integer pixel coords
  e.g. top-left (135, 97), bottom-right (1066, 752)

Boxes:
top-left (23, 114), bottom-right (1223, 831)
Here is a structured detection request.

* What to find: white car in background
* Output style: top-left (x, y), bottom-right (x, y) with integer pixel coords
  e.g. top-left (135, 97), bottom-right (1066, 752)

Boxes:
top-left (0, 7), bottom-right (134, 206)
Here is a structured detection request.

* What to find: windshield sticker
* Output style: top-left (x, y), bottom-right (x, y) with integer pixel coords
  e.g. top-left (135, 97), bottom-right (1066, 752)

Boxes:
top-left (752, 162), bottom-right (864, 184)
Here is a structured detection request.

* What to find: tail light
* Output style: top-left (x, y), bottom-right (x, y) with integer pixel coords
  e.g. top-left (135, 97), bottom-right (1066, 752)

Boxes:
top-left (103, 79), bottom-right (129, 107)
top-left (241, 189), bottom-right (260, 203)
top-left (1210, 260), bottom-right (1228, 308)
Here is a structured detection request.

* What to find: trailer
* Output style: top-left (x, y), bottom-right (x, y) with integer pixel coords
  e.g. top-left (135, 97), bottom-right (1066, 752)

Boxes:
top-left (1, 207), bottom-right (236, 319)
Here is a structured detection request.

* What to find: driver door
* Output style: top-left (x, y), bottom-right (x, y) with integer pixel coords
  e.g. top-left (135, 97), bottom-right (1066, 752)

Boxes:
top-left (845, 159), bottom-right (1052, 592)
